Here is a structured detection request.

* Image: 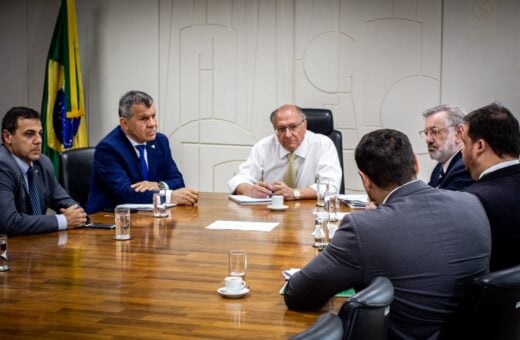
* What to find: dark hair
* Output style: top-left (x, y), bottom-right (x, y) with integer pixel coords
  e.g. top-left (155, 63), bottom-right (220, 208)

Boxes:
top-left (355, 129), bottom-right (416, 189)
top-left (269, 105), bottom-right (305, 124)
top-left (464, 102), bottom-right (520, 158)
top-left (2, 107), bottom-right (40, 143)
top-left (118, 90), bottom-right (154, 118)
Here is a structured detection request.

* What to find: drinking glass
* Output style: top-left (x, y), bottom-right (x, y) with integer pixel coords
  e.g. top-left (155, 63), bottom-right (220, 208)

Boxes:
top-left (313, 211), bottom-right (330, 250)
top-left (153, 190), bottom-right (169, 218)
top-left (229, 250), bottom-right (247, 279)
top-left (114, 206), bottom-right (131, 240)
top-left (0, 234), bottom-right (9, 272)
top-left (316, 179), bottom-right (329, 207)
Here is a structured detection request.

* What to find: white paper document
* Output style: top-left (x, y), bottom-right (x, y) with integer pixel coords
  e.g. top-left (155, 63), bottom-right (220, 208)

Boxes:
top-left (228, 195), bottom-right (272, 205)
top-left (206, 220), bottom-right (279, 232)
top-left (117, 203), bottom-right (175, 211)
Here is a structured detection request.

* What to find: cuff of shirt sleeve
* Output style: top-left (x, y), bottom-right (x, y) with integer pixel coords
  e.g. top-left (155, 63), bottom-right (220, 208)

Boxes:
top-left (56, 214), bottom-right (67, 230)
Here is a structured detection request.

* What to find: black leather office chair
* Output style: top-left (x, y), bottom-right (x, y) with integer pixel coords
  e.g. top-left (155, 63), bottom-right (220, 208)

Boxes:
top-left (440, 265), bottom-right (520, 340)
top-left (301, 108), bottom-right (345, 194)
top-left (290, 313), bottom-right (343, 340)
top-left (59, 147), bottom-right (95, 207)
top-left (291, 276), bottom-right (394, 340)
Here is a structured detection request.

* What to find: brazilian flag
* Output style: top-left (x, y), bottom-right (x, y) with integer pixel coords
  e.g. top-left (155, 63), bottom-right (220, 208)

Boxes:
top-left (41, 0), bottom-right (88, 177)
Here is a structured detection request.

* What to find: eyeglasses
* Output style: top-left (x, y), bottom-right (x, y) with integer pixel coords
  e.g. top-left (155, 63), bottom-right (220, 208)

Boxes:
top-left (274, 119), bottom-right (306, 136)
top-left (418, 126), bottom-right (453, 140)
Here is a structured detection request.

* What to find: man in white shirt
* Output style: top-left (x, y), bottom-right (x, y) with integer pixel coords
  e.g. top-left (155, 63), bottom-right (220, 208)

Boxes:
top-left (461, 102), bottom-right (520, 270)
top-left (227, 104), bottom-right (342, 200)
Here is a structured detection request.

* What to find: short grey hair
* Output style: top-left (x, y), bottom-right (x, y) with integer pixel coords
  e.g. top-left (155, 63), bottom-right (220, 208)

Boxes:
top-left (422, 104), bottom-right (466, 126)
top-left (118, 90), bottom-right (154, 118)
top-left (269, 105), bottom-right (305, 124)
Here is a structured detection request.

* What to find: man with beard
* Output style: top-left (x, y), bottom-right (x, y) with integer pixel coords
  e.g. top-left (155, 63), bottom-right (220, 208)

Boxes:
top-left (461, 102), bottom-right (520, 270)
top-left (420, 104), bottom-right (474, 190)
top-left (0, 107), bottom-right (87, 235)
top-left (86, 90), bottom-right (198, 213)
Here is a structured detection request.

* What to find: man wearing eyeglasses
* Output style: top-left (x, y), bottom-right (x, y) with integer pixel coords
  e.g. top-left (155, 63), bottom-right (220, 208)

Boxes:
top-left (227, 104), bottom-right (341, 200)
top-left (420, 104), bottom-right (474, 190)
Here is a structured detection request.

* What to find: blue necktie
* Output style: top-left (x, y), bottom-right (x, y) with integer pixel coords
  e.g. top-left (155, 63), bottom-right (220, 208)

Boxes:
top-left (136, 145), bottom-right (149, 180)
top-left (27, 166), bottom-right (42, 215)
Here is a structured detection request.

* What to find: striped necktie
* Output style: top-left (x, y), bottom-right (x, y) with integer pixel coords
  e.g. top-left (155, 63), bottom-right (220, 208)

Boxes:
top-left (283, 153), bottom-right (297, 188)
top-left (27, 166), bottom-right (42, 215)
top-left (136, 145), bottom-right (149, 180)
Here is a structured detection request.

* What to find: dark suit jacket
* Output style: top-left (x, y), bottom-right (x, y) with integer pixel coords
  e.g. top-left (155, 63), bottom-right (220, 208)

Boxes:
top-left (0, 145), bottom-right (76, 235)
top-left (86, 127), bottom-right (185, 213)
top-left (284, 180), bottom-right (491, 339)
top-left (428, 150), bottom-right (474, 190)
top-left (463, 164), bottom-right (520, 271)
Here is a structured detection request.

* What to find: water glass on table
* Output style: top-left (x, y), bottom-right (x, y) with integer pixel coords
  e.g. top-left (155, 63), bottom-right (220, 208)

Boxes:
top-left (153, 190), bottom-right (169, 218)
top-left (0, 234), bottom-right (9, 272)
top-left (229, 249), bottom-right (247, 279)
top-left (114, 206), bottom-right (131, 240)
top-left (316, 179), bottom-right (329, 207)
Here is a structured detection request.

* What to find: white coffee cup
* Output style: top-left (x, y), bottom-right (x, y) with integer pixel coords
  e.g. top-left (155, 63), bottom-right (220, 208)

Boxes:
top-left (271, 195), bottom-right (284, 207)
top-left (224, 276), bottom-right (246, 292)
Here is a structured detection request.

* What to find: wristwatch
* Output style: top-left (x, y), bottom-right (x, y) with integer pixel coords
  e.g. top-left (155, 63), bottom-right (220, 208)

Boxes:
top-left (158, 181), bottom-right (167, 190)
top-left (293, 189), bottom-right (301, 200)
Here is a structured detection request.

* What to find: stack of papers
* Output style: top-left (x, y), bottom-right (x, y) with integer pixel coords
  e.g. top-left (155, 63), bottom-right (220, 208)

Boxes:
top-left (338, 194), bottom-right (368, 209)
top-left (228, 195), bottom-right (272, 205)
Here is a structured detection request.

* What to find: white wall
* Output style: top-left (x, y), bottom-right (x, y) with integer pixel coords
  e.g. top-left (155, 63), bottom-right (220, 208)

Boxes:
top-left (1, 0), bottom-right (519, 193)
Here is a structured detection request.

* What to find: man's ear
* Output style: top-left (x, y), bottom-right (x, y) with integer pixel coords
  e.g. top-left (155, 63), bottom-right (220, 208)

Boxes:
top-left (2, 129), bottom-right (12, 145)
top-left (358, 170), bottom-right (372, 192)
top-left (474, 138), bottom-right (487, 157)
top-left (119, 117), bottom-right (128, 132)
top-left (414, 154), bottom-right (420, 176)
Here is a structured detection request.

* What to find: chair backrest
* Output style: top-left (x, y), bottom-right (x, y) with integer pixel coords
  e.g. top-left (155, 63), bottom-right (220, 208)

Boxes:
top-left (59, 147), bottom-right (96, 207)
top-left (301, 108), bottom-right (345, 194)
top-left (338, 276), bottom-right (394, 340)
top-left (441, 264), bottom-right (520, 340)
top-left (290, 313), bottom-right (344, 340)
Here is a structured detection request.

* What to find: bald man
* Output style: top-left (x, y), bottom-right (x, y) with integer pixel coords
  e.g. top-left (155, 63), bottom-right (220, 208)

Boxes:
top-left (227, 104), bottom-right (342, 200)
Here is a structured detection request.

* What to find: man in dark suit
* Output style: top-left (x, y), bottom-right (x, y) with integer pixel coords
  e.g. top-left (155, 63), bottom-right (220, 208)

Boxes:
top-left (0, 107), bottom-right (87, 235)
top-left (461, 102), bottom-right (520, 271)
top-left (420, 104), bottom-right (474, 190)
top-left (86, 90), bottom-right (197, 213)
top-left (284, 129), bottom-right (491, 339)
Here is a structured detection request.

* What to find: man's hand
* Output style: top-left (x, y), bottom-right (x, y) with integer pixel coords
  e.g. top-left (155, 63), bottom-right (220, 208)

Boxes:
top-left (171, 188), bottom-right (199, 205)
top-left (271, 181), bottom-right (295, 200)
top-left (131, 181), bottom-right (160, 192)
top-left (235, 182), bottom-right (273, 198)
top-left (60, 204), bottom-right (88, 229)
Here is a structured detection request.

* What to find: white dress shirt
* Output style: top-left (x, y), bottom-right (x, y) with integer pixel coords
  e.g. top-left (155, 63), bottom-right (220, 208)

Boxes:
top-left (227, 130), bottom-right (342, 193)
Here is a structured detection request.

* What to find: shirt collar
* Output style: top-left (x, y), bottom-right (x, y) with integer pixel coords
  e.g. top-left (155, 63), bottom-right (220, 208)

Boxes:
top-left (479, 159), bottom-right (520, 179)
top-left (125, 134), bottom-right (146, 148)
top-left (382, 179), bottom-right (420, 204)
top-left (11, 153), bottom-right (31, 174)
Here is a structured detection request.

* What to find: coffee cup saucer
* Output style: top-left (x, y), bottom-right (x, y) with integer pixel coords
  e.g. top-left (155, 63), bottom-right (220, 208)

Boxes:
top-left (267, 204), bottom-right (288, 211)
top-left (217, 286), bottom-right (250, 298)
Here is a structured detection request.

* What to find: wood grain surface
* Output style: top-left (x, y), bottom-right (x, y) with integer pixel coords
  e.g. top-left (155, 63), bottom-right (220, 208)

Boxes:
top-left (1, 192), bottom-right (350, 339)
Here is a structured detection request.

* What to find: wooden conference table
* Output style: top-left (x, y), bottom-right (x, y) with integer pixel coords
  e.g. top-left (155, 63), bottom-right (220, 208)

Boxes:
top-left (1, 192), bottom-right (351, 339)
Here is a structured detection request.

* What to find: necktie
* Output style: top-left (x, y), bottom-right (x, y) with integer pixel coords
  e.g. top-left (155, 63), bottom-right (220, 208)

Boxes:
top-left (283, 153), bottom-right (297, 188)
top-left (27, 166), bottom-right (42, 215)
top-left (437, 169), bottom-right (445, 187)
top-left (136, 145), bottom-right (149, 180)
